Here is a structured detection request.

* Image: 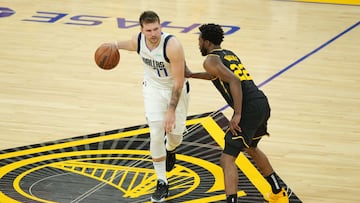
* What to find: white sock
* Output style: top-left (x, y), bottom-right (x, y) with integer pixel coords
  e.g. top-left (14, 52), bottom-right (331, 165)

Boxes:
top-left (153, 160), bottom-right (167, 184)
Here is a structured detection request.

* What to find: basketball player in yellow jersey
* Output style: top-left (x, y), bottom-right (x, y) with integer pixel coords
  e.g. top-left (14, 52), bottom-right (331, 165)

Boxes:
top-left (186, 23), bottom-right (289, 203)
top-left (104, 11), bottom-right (189, 202)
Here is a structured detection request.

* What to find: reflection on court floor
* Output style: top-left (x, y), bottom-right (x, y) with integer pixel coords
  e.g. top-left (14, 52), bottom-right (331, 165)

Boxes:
top-left (0, 112), bottom-right (302, 202)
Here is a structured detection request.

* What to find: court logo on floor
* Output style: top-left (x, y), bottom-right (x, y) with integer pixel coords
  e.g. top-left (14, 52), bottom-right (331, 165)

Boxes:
top-left (0, 112), bottom-right (302, 202)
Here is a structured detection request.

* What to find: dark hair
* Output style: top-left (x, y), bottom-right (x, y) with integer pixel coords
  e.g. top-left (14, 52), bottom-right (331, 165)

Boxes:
top-left (139, 10), bottom-right (160, 27)
top-left (199, 23), bottom-right (224, 45)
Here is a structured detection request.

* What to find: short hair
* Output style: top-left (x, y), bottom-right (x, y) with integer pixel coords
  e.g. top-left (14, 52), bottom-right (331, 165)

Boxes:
top-left (139, 10), bottom-right (160, 27)
top-left (199, 23), bottom-right (224, 45)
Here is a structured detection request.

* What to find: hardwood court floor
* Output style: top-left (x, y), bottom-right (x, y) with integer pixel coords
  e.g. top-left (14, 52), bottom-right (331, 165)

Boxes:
top-left (0, 0), bottom-right (359, 202)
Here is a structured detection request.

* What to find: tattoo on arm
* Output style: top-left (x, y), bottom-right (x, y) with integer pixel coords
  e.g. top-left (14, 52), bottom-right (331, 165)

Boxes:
top-left (169, 88), bottom-right (181, 110)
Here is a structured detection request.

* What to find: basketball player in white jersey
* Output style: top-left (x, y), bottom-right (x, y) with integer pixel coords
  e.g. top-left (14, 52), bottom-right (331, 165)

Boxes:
top-left (109, 10), bottom-right (189, 202)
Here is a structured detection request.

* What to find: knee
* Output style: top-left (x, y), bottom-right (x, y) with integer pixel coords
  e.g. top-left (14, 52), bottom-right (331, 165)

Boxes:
top-left (150, 137), bottom-right (166, 159)
top-left (220, 153), bottom-right (235, 169)
top-left (166, 133), bottom-right (183, 149)
top-left (149, 122), bottom-right (166, 158)
top-left (219, 155), bottom-right (226, 169)
top-left (167, 134), bottom-right (183, 147)
top-left (245, 147), bottom-right (258, 158)
top-left (149, 121), bottom-right (165, 142)
top-left (245, 147), bottom-right (254, 155)
top-left (150, 127), bottom-right (165, 146)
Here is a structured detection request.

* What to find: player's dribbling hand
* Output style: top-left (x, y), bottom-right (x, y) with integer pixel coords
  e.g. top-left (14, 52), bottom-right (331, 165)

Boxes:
top-left (164, 110), bottom-right (176, 134)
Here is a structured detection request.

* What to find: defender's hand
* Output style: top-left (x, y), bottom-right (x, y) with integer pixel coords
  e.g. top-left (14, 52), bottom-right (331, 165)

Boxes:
top-left (229, 113), bottom-right (241, 135)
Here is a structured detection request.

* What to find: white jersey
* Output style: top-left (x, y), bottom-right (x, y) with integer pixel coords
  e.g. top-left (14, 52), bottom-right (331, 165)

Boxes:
top-left (137, 32), bottom-right (189, 123)
top-left (137, 32), bottom-right (174, 89)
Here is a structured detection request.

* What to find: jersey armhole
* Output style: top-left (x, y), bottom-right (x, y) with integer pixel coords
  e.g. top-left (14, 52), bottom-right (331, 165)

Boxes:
top-left (207, 53), bottom-right (220, 57)
top-left (136, 33), bottom-right (141, 54)
top-left (163, 35), bottom-right (173, 63)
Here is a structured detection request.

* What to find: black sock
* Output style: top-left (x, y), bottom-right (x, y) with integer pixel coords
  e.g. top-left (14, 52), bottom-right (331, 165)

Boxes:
top-left (265, 172), bottom-right (282, 194)
top-left (226, 194), bottom-right (237, 203)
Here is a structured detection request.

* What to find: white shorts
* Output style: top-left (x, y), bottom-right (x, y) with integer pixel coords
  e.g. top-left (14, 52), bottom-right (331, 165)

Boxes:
top-left (142, 80), bottom-right (189, 135)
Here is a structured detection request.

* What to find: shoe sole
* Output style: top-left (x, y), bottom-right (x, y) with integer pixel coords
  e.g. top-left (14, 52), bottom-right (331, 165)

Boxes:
top-left (150, 192), bottom-right (169, 202)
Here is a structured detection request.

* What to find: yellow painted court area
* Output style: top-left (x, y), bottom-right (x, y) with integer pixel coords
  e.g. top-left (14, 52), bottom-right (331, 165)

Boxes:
top-left (0, 113), bottom-right (286, 202)
top-left (295, 0), bottom-right (360, 5)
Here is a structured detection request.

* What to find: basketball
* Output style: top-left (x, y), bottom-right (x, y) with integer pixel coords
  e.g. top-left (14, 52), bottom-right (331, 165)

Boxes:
top-left (94, 43), bottom-right (120, 70)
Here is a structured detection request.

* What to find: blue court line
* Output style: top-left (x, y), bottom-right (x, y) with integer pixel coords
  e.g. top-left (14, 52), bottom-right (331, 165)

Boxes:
top-left (218, 21), bottom-right (359, 112)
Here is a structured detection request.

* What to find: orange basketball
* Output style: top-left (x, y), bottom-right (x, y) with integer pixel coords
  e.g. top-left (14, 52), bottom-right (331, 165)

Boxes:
top-left (94, 43), bottom-right (120, 70)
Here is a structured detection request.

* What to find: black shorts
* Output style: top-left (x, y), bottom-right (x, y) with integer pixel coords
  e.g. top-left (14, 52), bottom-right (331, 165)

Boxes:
top-left (223, 97), bottom-right (270, 157)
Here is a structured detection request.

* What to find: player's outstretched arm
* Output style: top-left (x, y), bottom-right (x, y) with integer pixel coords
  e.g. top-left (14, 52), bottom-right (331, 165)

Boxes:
top-left (185, 65), bottom-right (215, 80)
top-left (115, 34), bottom-right (138, 52)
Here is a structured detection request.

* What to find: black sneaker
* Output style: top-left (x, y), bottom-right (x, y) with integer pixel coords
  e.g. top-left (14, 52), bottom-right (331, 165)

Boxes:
top-left (151, 180), bottom-right (169, 202)
top-left (166, 149), bottom-right (176, 172)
